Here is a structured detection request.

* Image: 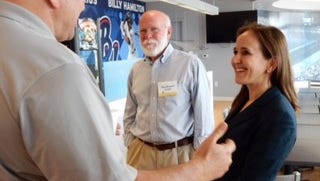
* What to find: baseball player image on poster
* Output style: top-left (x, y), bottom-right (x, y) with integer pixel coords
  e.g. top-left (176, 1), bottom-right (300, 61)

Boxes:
top-left (120, 12), bottom-right (138, 60)
top-left (78, 18), bottom-right (99, 79)
top-left (78, 18), bottom-right (98, 50)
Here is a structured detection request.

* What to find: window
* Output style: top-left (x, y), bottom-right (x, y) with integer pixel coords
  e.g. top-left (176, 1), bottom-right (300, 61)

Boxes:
top-left (259, 10), bottom-right (320, 82)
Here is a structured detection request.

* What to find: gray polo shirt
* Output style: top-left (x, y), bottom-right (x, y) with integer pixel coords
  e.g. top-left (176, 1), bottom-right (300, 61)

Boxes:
top-left (0, 1), bottom-right (136, 180)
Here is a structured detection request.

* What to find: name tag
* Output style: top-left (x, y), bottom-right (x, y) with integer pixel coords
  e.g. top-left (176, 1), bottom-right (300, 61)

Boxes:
top-left (158, 81), bottom-right (178, 97)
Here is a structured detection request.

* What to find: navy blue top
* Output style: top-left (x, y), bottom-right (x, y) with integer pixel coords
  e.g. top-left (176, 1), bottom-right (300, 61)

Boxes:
top-left (217, 87), bottom-right (297, 181)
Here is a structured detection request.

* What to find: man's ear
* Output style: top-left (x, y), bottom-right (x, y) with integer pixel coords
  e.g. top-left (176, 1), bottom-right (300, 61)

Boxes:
top-left (167, 26), bottom-right (172, 39)
top-left (47, 0), bottom-right (61, 8)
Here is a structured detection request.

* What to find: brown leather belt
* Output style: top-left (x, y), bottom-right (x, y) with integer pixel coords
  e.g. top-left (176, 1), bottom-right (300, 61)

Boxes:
top-left (139, 136), bottom-right (193, 151)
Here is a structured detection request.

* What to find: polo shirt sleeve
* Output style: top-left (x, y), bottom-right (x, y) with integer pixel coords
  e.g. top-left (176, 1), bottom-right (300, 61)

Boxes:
top-left (20, 63), bottom-right (137, 181)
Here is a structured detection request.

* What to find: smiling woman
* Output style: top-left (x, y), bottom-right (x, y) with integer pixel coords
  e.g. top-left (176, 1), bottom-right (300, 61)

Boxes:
top-left (216, 23), bottom-right (298, 181)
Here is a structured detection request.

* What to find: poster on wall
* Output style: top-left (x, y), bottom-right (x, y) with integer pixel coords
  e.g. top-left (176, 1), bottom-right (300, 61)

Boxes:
top-left (80, 0), bottom-right (145, 62)
top-left (76, 0), bottom-right (146, 103)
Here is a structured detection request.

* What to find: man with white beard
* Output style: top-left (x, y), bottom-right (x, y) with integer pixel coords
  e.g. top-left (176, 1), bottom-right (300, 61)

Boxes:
top-left (0, 1), bottom-right (235, 180)
top-left (123, 10), bottom-right (215, 170)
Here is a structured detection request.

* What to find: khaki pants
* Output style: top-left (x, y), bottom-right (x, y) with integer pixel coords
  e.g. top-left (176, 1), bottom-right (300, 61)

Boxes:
top-left (127, 138), bottom-right (195, 170)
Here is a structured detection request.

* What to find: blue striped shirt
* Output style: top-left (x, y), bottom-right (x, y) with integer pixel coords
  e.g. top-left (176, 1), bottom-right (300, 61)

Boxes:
top-left (124, 44), bottom-right (214, 149)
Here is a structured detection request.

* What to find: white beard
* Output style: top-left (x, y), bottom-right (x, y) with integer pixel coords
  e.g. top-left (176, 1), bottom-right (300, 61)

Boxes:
top-left (141, 37), bottom-right (168, 57)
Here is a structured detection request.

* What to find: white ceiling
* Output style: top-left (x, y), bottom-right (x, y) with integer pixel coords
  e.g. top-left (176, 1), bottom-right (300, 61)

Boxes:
top-left (140, 0), bottom-right (278, 13)
top-left (217, 0), bottom-right (320, 12)
top-left (141, 0), bottom-right (320, 13)
top-left (215, 0), bottom-right (288, 12)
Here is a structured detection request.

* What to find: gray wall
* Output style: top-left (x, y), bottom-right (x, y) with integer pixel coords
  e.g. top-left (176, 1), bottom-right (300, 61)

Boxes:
top-left (198, 44), bottom-right (240, 100)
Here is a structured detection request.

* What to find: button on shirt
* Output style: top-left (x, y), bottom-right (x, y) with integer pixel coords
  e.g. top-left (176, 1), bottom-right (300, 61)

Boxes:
top-left (124, 44), bottom-right (214, 149)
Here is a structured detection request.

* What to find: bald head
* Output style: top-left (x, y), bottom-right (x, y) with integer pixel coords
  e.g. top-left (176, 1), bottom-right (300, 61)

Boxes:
top-left (140, 10), bottom-right (171, 29)
top-left (4, 0), bottom-right (85, 42)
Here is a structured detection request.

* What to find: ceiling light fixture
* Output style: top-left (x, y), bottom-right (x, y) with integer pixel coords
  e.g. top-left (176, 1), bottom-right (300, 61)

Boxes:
top-left (272, 0), bottom-right (320, 10)
top-left (140, 0), bottom-right (219, 15)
